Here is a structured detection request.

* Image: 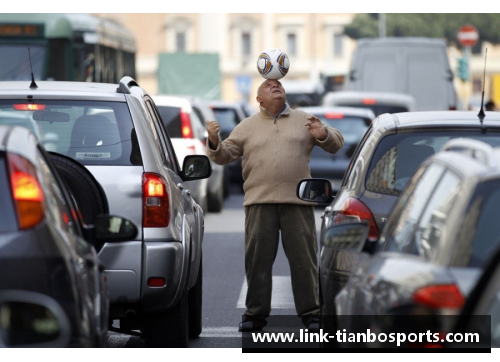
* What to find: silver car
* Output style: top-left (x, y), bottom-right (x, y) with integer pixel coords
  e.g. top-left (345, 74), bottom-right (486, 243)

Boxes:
top-left (327, 137), bottom-right (500, 337)
top-left (0, 77), bottom-right (212, 347)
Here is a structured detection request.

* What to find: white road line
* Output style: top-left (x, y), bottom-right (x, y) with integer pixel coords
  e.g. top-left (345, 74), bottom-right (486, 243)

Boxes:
top-left (236, 276), bottom-right (294, 309)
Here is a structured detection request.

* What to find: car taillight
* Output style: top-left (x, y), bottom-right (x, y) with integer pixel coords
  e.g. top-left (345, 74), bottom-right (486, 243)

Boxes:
top-left (412, 285), bottom-right (465, 309)
top-left (180, 111), bottom-right (193, 139)
top-left (13, 104), bottom-right (46, 111)
top-left (325, 113), bottom-right (344, 119)
top-left (449, 106), bottom-right (457, 111)
top-left (8, 153), bottom-right (45, 229)
top-left (332, 197), bottom-right (379, 239)
top-left (143, 173), bottom-right (170, 227)
top-left (362, 98), bottom-right (377, 105)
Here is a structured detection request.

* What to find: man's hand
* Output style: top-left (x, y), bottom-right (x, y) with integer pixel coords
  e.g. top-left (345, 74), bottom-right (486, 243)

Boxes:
top-left (206, 120), bottom-right (221, 148)
top-left (305, 116), bottom-right (327, 141)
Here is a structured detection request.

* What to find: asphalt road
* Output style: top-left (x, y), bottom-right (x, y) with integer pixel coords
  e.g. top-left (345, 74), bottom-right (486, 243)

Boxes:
top-left (106, 186), bottom-right (324, 348)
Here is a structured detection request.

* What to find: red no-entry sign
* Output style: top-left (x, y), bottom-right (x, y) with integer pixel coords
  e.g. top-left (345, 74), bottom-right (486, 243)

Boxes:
top-left (457, 25), bottom-right (479, 47)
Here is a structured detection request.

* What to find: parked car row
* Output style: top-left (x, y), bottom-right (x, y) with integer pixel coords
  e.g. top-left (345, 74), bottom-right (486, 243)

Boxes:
top-left (0, 77), bottom-right (213, 347)
top-left (298, 109), bottom-right (500, 348)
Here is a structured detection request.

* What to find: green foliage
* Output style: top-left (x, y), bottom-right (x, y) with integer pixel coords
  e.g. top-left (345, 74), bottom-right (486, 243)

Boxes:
top-left (344, 14), bottom-right (500, 47)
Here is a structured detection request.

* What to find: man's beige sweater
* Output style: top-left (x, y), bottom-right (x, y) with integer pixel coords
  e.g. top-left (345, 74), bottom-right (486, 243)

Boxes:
top-left (207, 104), bottom-right (344, 206)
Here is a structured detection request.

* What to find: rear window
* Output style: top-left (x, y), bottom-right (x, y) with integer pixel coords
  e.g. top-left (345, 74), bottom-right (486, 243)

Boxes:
top-left (212, 108), bottom-right (240, 131)
top-left (156, 105), bottom-right (182, 138)
top-left (453, 180), bottom-right (500, 267)
top-left (0, 100), bottom-right (136, 166)
top-left (365, 131), bottom-right (500, 196)
top-left (314, 115), bottom-right (369, 144)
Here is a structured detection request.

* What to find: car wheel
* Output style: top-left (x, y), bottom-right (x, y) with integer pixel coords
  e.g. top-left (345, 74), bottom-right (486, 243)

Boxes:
top-left (143, 288), bottom-right (189, 348)
top-left (50, 153), bottom-right (107, 225)
top-left (188, 256), bottom-right (203, 338)
top-left (207, 184), bottom-right (224, 213)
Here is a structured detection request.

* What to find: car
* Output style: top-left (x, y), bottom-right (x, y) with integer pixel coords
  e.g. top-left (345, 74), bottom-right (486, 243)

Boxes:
top-left (297, 110), bottom-right (500, 326)
top-left (322, 90), bottom-right (417, 117)
top-left (179, 95), bottom-right (227, 208)
top-left (0, 77), bottom-right (212, 348)
top-left (0, 125), bottom-right (137, 347)
top-left (297, 106), bottom-right (374, 193)
top-left (153, 94), bottom-right (225, 212)
top-left (347, 37), bottom-right (457, 111)
top-left (209, 100), bottom-right (248, 187)
top-left (280, 79), bottom-right (325, 108)
top-left (331, 138), bottom-right (500, 323)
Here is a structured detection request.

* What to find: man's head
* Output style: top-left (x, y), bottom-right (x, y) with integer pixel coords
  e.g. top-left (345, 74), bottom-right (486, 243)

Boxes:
top-left (256, 79), bottom-right (286, 109)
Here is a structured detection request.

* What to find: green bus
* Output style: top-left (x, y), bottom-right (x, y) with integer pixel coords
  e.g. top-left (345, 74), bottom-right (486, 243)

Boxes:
top-left (0, 13), bottom-right (136, 83)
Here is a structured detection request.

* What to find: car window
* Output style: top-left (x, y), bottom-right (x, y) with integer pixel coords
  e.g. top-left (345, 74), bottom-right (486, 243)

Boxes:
top-left (0, 101), bottom-right (135, 166)
top-left (382, 163), bottom-right (445, 254)
top-left (408, 170), bottom-right (461, 260)
top-left (145, 99), bottom-right (179, 171)
top-left (189, 108), bottom-right (206, 141)
top-left (36, 147), bottom-right (79, 236)
top-left (156, 105), bottom-right (182, 138)
top-left (0, 152), bottom-right (17, 233)
top-left (343, 125), bottom-right (373, 189)
top-left (365, 131), bottom-right (500, 197)
top-left (452, 180), bottom-right (500, 267)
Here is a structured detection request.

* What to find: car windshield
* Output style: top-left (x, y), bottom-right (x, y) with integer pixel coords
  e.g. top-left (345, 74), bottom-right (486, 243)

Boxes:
top-left (453, 180), bottom-right (500, 268)
top-left (366, 131), bottom-right (500, 196)
top-left (314, 115), bottom-right (370, 144)
top-left (0, 100), bottom-right (136, 166)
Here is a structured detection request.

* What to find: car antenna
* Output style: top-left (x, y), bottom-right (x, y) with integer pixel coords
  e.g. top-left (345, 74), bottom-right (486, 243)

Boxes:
top-left (28, 48), bottom-right (38, 89)
top-left (477, 48), bottom-right (487, 125)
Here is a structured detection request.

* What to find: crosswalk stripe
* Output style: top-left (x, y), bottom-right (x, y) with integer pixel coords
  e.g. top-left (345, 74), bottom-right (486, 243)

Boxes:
top-left (236, 276), bottom-right (295, 309)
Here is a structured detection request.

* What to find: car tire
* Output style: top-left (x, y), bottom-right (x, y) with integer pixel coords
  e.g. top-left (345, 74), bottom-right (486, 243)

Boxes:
top-left (188, 256), bottom-right (203, 338)
top-left (144, 288), bottom-right (189, 348)
top-left (49, 153), bottom-right (107, 225)
top-left (207, 184), bottom-right (224, 213)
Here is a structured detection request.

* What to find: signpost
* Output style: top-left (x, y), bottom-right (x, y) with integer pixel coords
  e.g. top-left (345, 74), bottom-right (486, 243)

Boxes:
top-left (457, 25), bottom-right (479, 110)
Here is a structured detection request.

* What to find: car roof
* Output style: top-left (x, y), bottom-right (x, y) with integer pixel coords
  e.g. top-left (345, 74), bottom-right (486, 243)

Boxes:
top-left (386, 111), bottom-right (500, 129)
top-left (0, 81), bottom-right (127, 102)
top-left (323, 91), bottom-right (416, 106)
top-left (152, 95), bottom-right (193, 111)
top-left (297, 106), bottom-right (375, 119)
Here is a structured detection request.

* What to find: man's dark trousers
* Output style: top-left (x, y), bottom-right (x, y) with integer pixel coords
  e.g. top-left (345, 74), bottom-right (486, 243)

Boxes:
top-left (243, 203), bottom-right (320, 328)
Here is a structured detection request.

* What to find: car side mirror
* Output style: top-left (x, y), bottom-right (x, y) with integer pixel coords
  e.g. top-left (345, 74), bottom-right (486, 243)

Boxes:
top-left (181, 155), bottom-right (212, 181)
top-left (296, 179), bottom-right (334, 204)
top-left (322, 222), bottom-right (370, 252)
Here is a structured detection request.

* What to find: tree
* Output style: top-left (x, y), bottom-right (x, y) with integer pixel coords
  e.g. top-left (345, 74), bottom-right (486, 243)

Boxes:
top-left (344, 14), bottom-right (500, 51)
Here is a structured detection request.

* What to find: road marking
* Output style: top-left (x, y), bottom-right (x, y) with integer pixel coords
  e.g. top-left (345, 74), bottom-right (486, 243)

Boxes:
top-left (200, 327), bottom-right (243, 338)
top-left (236, 276), bottom-right (294, 309)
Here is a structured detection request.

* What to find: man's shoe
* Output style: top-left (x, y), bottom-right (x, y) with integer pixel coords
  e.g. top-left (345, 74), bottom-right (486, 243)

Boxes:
top-left (239, 320), bottom-right (264, 332)
top-left (307, 321), bottom-right (320, 333)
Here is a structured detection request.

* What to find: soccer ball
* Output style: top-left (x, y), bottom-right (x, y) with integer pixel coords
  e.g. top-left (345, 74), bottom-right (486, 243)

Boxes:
top-left (256, 49), bottom-right (290, 80)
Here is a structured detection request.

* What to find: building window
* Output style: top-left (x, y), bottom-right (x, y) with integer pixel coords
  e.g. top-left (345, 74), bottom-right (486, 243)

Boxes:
top-left (242, 32), bottom-right (251, 56)
top-left (176, 32), bottom-right (186, 52)
top-left (334, 33), bottom-right (344, 57)
top-left (287, 33), bottom-right (297, 56)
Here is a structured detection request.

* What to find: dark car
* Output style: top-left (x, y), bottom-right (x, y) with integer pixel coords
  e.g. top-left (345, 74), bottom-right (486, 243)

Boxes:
top-left (297, 106), bottom-right (374, 192)
top-left (209, 100), bottom-right (247, 187)
top-left (298, 111), bottom-right (500, 321)
top-left (0, 125), bottom-right (137, 347)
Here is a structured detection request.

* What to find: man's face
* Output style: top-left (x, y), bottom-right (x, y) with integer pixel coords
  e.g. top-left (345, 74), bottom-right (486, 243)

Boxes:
top-left (257, 80), bottom-right (286, 105)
